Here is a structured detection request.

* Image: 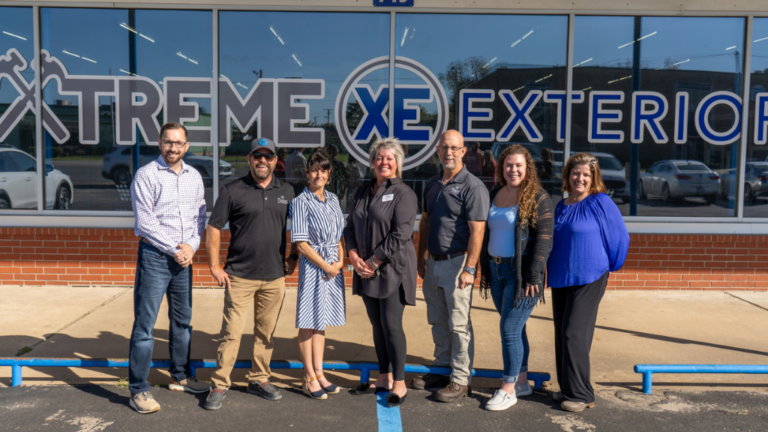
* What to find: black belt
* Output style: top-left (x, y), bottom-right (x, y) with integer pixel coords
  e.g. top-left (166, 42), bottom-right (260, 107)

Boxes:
top-left (490, 255), bottom-right (512, 264)
top-left (140, 237), bottom-right (152, 245)
top-left (430, 251), bottom-right (467, 261)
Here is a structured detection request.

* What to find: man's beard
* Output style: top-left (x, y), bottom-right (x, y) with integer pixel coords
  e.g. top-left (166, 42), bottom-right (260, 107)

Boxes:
top-left (251, 163), bottom-right (274, 179)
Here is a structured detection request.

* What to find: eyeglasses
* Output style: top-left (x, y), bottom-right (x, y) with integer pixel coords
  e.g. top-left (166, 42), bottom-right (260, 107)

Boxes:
top-left (438, 145), bottom-right (464, 153)
top-left (161, 140), bottom-right (188, 149)
top-left (251, 152), bottom-right (276, 162)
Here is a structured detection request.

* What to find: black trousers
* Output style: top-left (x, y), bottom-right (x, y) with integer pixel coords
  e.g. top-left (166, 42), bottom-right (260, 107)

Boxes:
top-left (361, 287), bottom-right (407, 381)
top-left (551, 271), bottom-right (608, 404)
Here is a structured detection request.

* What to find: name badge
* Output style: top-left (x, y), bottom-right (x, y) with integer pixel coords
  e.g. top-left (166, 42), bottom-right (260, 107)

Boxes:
top-left (382, 194), bottom-right (394, 202)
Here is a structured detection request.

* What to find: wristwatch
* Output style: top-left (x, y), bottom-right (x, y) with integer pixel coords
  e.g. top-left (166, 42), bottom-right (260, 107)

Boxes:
top-left (289, 253), bottom-right (299, 261)
top-left (463, 266), bottom-right (477, 277)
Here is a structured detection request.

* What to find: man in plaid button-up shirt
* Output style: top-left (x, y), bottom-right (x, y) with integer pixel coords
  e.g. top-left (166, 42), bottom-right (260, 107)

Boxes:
top-left (127, 122), bottom-right (209, 414)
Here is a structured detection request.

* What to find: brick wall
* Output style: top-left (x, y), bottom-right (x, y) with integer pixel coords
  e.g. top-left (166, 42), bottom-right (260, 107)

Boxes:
top-left (0, 228), bottom-right (766, 290)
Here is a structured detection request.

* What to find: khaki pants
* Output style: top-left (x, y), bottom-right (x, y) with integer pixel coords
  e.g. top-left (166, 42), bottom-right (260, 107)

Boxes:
top-left (422, 255), bottom-right (475, 386)
top-left (211, 275), bottom-right (286, 389)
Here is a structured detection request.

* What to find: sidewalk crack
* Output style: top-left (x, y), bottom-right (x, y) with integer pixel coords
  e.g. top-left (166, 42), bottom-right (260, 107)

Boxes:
top-left (724, 291), bottom-right (768, 313)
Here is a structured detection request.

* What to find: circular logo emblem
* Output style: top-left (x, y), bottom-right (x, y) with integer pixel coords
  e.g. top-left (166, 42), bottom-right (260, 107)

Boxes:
top-left (258, 138), bottom-right (269, 146)
top-left (335, 56), bottom-right (448, 171)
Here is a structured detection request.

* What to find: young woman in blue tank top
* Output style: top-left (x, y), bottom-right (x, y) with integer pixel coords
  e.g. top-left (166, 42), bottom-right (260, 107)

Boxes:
top-left (478, 145), bottom-right (554, 411)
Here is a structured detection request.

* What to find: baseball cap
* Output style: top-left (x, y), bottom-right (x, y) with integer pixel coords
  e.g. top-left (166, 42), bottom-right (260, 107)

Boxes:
top-left (250, 137), bottom-right (277, 155)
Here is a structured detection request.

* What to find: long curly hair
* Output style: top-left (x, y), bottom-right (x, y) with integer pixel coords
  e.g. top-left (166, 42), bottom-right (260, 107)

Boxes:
top-left (495, 144), bottom-right (541, 228)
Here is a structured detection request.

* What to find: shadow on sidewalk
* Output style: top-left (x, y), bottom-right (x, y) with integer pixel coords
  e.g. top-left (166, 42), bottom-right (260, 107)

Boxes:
top-left (524, 315), bottom-right (768, 357)
top-left (1, 328), bottom-right (434, 388)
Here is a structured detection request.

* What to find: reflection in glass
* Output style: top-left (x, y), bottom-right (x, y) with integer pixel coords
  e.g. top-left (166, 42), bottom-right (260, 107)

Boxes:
top-left (0, 7), bottom-right (39, 210)
top-left (744, 18), bottom-right (768, 216)
top-left (219, 11), bottom-right (390, 212)
top-left (395, 14), bottom-right (569, 208)
top-left (572, 16), bottom-right (744, 217)
top-left (40, 8), bottom-right (213, 211)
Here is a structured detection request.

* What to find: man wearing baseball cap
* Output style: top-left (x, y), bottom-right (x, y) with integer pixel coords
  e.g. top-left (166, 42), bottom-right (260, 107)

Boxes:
top-left (205, 138), bottom-right (299, 410)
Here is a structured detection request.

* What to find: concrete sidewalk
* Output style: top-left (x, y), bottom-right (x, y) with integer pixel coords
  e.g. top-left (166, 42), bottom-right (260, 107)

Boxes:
top-left (1, 286), bottom-right (767, 394)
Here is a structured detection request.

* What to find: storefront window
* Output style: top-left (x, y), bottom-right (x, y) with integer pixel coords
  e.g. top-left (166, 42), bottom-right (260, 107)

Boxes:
top-left (572, 16), bottom-right (745, 217)
top-left (40, 8), bottom-right (213, 211)
top-left (0, 7), bottom-right (38, 211)
top-left (743, 18), bottom-right (768, 217)
top-left (219, 11), bottom-right (391, 212)
top-left (395, 14), bottom-right (569, 207)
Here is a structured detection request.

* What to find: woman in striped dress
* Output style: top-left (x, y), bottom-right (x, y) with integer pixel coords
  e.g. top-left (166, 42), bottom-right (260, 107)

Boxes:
top-left (289, 148), bottom-right (346, 400)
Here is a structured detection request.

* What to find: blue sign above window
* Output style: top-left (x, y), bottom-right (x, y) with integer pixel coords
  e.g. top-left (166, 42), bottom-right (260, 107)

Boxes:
top-left (373, 0), bottom-right (414, 6)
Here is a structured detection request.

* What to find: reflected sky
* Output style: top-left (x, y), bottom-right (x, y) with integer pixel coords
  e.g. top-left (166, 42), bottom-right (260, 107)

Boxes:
top-left (395, 13), bottom-right (568, 81)
top-left (0, 7), bottom-right (34, 104)
top-left (40, 8), bottom-right (212, 109)
top-left (575, 16), bottom-right (745, 73)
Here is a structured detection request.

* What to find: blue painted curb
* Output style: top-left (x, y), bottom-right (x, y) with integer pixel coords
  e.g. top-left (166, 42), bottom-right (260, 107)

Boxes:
top-left (1, 357), bottom-right (551, 389)
top-left (634, 364), bottom-right (768, 394)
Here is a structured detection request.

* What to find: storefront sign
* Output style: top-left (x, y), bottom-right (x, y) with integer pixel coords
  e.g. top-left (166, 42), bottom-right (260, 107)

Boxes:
top-left (0, 47), bottom-right (760, 156)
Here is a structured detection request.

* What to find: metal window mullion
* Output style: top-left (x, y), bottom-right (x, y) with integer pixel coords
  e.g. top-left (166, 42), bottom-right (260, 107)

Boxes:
top-left (212, 8), bottom-right (219, 205)
top-left (388, 11), bottom-right (396, 138)
top-left (33, 6), bottom-right (43, 214)
top-left (736, 16), bottom-right (753, 221)
top-left (563, 13), bottom-right (575, 198)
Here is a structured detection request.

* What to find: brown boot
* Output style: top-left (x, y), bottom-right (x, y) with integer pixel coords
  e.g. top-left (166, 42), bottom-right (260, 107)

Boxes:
top-left (435, 381), bottom-right (470, 402)
top-left (411, 374), bottom-right (451, 390)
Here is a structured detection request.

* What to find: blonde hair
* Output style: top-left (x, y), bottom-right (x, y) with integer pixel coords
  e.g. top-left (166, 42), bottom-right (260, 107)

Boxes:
top-left (561, 152), bottom-right (608, 195)
top-left (369, 137), bottom-right (405, 178)
top-left (496, 144), bottom-right (541, 228)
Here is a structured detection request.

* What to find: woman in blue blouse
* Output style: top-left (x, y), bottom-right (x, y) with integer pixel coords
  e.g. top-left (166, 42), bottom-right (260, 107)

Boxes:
top-left (289, 148), bottom-right (346, 400)
top-left (547, 153), bottom-right (629, 413)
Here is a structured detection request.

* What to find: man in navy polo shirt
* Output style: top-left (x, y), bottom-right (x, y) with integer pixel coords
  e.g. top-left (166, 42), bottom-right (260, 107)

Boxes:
top-left (204, 138), bottom-right (299, 410)
top-left (415, 129), bottom-right (489, 402)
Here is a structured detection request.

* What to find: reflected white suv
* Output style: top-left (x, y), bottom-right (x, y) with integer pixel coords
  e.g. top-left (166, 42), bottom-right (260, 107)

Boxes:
top-left (101, 144), bottom-right (233, 185)
top-left (0, 144), bottom-right (74, 209)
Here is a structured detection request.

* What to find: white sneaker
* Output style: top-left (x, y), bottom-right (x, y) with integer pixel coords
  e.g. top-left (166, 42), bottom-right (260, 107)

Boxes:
top-left (485, 389), bottom-right (517, 411)
top-left (515, 382), bottom-right (533, 397)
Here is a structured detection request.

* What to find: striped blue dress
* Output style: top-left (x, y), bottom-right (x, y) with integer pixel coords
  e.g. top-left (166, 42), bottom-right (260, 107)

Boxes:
top-left (289, 188), bottom-right (346, 330)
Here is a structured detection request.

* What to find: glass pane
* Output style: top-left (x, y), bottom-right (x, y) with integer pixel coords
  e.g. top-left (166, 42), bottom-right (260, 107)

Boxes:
top-left (0, 7), bottom-right (38, 210)
top-left (744, 18), bottom-right (768, 217)
top-left (396, 14), bottom-right (569, 209)
top-left (219, 11), bottom-right (390, 212)
top-left (573, 16), bottom-right (744, 217)
top-left (41, 8), bottom-right (213, 211)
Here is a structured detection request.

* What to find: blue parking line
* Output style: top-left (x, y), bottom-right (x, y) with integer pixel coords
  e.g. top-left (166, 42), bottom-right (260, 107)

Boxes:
top-left (376, 391), bottom-right (403, 432)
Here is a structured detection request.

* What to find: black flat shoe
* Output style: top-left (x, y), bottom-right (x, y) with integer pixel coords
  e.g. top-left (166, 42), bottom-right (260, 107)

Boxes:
top-left (374, 386), bottom-right (391, 393)
top-left (351, 383), bottom-right (376, 395)
top-left (386, 392), bottom-right (407, 407)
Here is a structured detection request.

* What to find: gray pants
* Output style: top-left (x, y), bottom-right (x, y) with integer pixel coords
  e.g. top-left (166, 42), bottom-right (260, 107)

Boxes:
top-left (422, 255), bottom-right (474, 386)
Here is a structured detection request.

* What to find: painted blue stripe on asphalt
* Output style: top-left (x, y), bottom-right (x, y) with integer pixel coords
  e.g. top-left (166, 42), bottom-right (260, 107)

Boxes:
top-left (376, 391), bottom-right (403, 432)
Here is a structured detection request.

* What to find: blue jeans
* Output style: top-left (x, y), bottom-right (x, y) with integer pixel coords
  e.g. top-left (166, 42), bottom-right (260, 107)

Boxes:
top-left (488, 260), bottom-right (534, 384)
top-left (129, 242), bottom-right (193, 394)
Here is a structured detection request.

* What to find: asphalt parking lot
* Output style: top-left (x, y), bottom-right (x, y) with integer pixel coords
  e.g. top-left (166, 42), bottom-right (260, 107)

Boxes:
top-left (1, 384), bottom-right (767, 432)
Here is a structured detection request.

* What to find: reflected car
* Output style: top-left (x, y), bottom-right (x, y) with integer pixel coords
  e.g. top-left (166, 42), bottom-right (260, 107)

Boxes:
top-left (101, 144), bottom-right (233, 185)
top-left (0, 144), bottom-right (74, 210)
top-left (638, 160), bottom-right (720, 204)
top-left (552, 151), bottom-right (629, 203)
top-left (719, 162), bottom-right (768, 204)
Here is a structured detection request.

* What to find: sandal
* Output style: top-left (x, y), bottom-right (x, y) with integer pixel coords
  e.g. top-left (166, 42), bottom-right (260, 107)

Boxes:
top-left (351, 383), bottom-right (390, 395)
top-left (316, 373), bottom-right (340, 395)
top-left (351, 383), bottom-right (377, 395)
top-left (386, 392), bottom-right (408, 407)
top-left (302, 376), bottom-right (328, 400)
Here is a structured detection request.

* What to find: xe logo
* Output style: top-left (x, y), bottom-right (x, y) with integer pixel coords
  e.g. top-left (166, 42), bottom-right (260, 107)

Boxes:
top-left (335, 56), bottom-right (449, 171)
